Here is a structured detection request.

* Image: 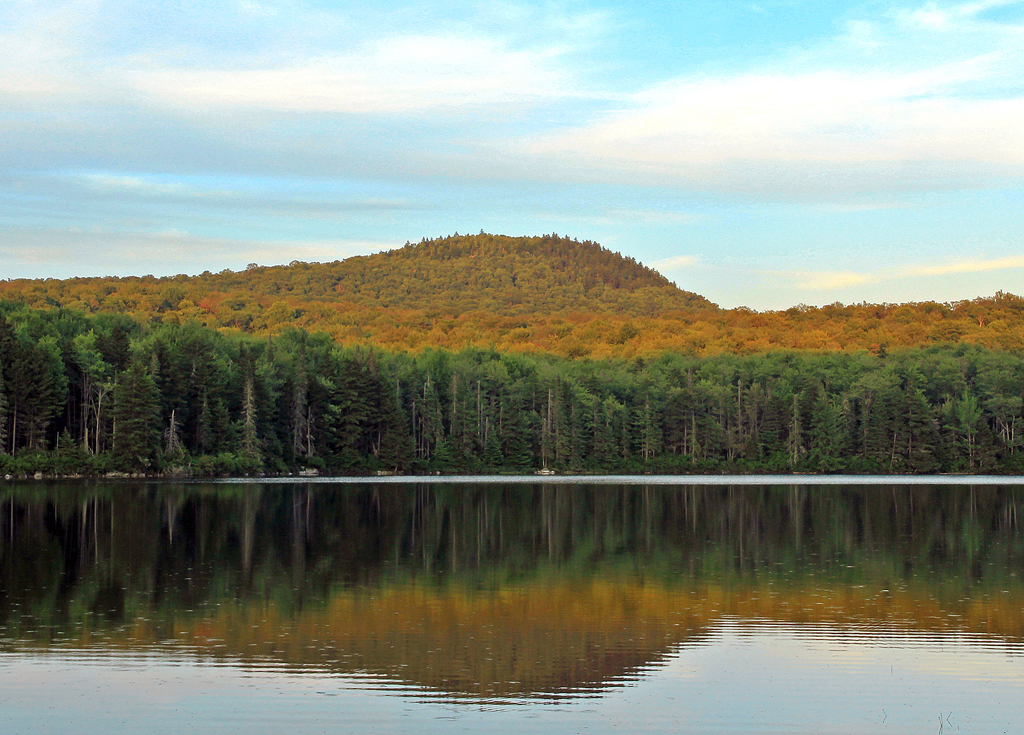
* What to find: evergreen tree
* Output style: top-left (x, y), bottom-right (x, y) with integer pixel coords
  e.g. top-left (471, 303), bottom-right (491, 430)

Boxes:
top-left (894, 371), bottom-right (939, 473)
top-left (112, 361), bottom-right (160, 471)
top-left (0, 354), bottom-right (8, 454)
top-left (634, 395), bottom-right (662, 463)
top-left (499, 390), bottom-right (535, 471)
top-left (806, 393), bottom-right (843, 472)
top-left (376, 375), bottom-right (412, 471)
top-left (5, 340), bottom-right (57, 451)
top-left (415, 373), bottom-right (444, 461)
top-left (239, 373), bottom-right (261, 469)
top-left (482, 427), bottom-right (504, 470)
top-left (291, 342), bottom-right (310, 459)
top-left (236, 345), bottom-right (262, 470)
top-left (194, 391), bottom-right (214, 455)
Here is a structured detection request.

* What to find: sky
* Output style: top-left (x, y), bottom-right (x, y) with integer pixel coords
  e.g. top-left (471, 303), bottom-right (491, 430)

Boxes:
top-left (1, 0), bottom-right (1023, 310)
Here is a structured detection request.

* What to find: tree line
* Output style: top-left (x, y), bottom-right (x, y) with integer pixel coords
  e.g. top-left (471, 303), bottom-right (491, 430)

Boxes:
top-left (1, 302), bottom-right (1023, 475)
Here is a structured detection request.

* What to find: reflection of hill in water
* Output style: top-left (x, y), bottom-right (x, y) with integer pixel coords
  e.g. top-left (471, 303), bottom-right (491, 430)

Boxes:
top-left (2, 482), bottom-right (1023, 696)
top-left (13, 579), bottom-right (1024, 697)
top-left (178, 583), bottom-right (711, 696)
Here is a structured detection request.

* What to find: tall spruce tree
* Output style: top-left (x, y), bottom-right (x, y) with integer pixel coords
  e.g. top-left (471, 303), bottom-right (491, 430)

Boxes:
top-left (237, 344), bottom-right (263, 470)
top-left (112, 361), bottom-right (160, 471)
top-left (0, 354), bottom-right (8, 454)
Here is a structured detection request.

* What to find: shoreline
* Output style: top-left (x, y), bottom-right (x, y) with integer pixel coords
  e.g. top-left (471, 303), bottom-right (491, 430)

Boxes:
top-left (5, 471), bottom-right (1024, 484)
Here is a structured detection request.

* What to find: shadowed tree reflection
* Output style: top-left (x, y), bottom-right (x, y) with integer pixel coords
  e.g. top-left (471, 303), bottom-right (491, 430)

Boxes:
top-left (1, 482), bottom-right (1022, 697)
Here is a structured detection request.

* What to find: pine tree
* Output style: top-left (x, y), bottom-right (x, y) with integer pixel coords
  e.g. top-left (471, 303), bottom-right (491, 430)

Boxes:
top-left (0, 355), bottom-right (8, 454)
top-left (541, 387), bottom-right (554, 469)
top-left (590, 396), bottom-right (616, 469)
top-left (635, 395), bottom-right (662, 463)
top-left (482, 426), bottom-right (504, 470)
top-left (233, 343), bottom-right (263, 471)
top-left (899, 378), bottom-right (939, 473)
top-left (291, 343), bottom-right (309, 459)
top-left (239, 373), bottom-right (261, 469)
top-left (786, 392), bottom-right (805, 468)
top-left (376, 375), bottom-right (412, 471)
top-left (416, 373), bottom-right (444, 460)
top-left (5, 341), bottom-right (56, 452)
top-left (0, 316), bottom-right (12, 454)
top-left (195, 391), bottom-right (213, 454)
top-left (807, 393), bottom-right (843, 472)
top-left (499, 390), bottom-right (535, 471)
top-left (112, 361), bottom-right (160, 471)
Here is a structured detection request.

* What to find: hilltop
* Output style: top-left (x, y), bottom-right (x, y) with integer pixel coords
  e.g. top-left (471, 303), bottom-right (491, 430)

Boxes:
top-left (246, 233), bottom-right (715, 315)
top-left (1, 233), bottom-right (1023, 357)
top-left (0, 232), bottom-right (712, 317)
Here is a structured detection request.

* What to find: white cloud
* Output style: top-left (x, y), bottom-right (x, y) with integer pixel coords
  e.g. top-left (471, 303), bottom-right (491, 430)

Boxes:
top-left (909, 255), bottom-right (1024, 275)
top-left (5, 0), bottom-right (1024, 203)
top-left (842, 19), bottom-right (883, 51)
top-left (652, 254), bottom-right (699, 270)
top-left (127, 34), bottom-right (576, 114)
top-left (899, 0), bottom-right (1024, 30)
top-left (905, 3), bottom-right (954, 30)
top-left (80, 174), bottom-right (197, 197)
top-left (792, 271), bottom-right (875, 290)
top-left (0, 225), bottom-right (393, 278)
top-left (0, 1), bottom-right (89, 98)
top-left (63, 172), bottom-right (415, 215)
top-left (782, 254), bottom-right (1024, 291)
top-left (522, 59), bottom-right (1024, 170)
top-left (814, 201), bottom-right (914, 212)
top-left (236, 0), bottom-right (278, 17)
top-left (609, 209), bottom-right (702, 223)
top-left (503, 0), bottom-right (1024, 195)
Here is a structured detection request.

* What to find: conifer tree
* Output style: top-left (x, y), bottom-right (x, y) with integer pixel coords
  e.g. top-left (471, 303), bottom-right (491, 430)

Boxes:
top-left (291, 343), bottom-right (309, 458)
top-left (376, 376), bottom-right (412, 471)
top-left (240, 374), bottom-right (261, 468)
top-left (237, 345), bottom-right (262, 470)
top-left (112, 361), bottom-right (160, 471)
top-left (482, 427), bottom-right (504, 470)
top-left (806, 393), bottom-right (843, 472)
top-left (0, 355), bottom-right (8, 454)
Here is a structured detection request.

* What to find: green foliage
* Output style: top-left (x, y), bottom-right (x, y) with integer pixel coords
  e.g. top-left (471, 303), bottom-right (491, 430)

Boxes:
top-left (2, 302), bottom-right (1024, 476)
top-left (112, 361), bottom-right (161, 471)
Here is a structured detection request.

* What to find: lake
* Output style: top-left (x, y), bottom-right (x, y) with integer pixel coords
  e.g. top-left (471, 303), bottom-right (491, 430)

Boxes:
top-left (1, 476), bottom-right (1022, 733)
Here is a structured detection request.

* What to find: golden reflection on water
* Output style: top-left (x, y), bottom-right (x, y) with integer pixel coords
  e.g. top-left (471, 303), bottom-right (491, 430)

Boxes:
top-left (9, 578), bottom-right (1022, 698)
top-left (2, 482), bottom-right (1023, 700)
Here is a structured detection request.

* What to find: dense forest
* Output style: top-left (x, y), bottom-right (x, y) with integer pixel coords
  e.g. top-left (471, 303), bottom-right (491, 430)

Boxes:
top-left (1, 301), bottom-right (1023, 475)
top-left (2, 233), bottom-right (1023, 357)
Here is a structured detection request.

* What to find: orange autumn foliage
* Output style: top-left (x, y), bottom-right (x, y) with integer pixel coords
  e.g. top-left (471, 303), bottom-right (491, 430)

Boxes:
top-left (2, 233), bottom-right (1023, 357)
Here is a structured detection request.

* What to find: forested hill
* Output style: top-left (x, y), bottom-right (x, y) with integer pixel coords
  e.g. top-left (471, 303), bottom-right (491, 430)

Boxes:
top-left (0, 233), bottom-right (713, 318)
top-left (3, 233), bottom-right (1024, 356)
top-left (286, 233), bottom-right (715, 314)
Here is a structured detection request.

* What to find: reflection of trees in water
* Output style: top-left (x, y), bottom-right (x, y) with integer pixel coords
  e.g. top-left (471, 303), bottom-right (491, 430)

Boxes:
top-left (1, 482), bottom-right (1022, 695)
top-left (167, 583), bottom-right (713, 697)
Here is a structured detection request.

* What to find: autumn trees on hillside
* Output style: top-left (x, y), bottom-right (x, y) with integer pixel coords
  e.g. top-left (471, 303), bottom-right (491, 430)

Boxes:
top-left (2, 235), bottom-right (1023, 358)
top-left (0, 233), bottom-right (710, 322)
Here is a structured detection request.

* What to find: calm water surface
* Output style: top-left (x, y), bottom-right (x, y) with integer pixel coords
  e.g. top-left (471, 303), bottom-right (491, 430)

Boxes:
top-left (1, 477), bottom-right (1022, 733)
